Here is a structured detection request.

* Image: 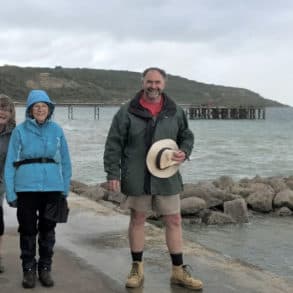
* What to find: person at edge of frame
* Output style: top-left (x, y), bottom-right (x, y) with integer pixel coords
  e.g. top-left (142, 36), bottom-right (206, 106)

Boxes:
top-left (0, 94), bottom-right (16, 273)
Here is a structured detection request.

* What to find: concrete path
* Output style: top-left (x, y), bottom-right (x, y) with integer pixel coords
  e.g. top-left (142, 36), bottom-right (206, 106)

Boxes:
top-left (1, 193), bottom-right (293, 293)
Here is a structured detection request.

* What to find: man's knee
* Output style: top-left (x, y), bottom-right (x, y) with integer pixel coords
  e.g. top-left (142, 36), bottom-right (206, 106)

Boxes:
top-left (164, 213), bottom-right (182, 227)
top-left (130, 210), bottom-right (146, 227)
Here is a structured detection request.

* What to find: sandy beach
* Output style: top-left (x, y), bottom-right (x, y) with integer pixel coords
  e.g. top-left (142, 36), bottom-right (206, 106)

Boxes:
top-left (1, 193), bottom-right (292, 293)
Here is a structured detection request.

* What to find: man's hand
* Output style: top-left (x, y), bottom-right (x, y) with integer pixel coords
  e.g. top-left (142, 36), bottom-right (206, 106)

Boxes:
top-left (172, 150), bottom-right (186, 163)
top-left (8, 199), bottom-right (17, 208)
top-left (107, 179), bottom-right (121, 192)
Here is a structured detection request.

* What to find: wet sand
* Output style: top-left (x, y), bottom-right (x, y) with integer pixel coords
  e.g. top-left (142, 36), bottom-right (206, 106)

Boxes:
top-left (0, 231), bottom-right (125, 292)
top-left (1, 193), bottom-right (293, 293)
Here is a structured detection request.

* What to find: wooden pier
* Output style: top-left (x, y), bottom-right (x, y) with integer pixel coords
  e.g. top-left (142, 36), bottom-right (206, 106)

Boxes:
top-left (14, 102), bottom-right (265, 120)
top-left (61, 103), bottom-right (101, 120)
top-left (185, 106), bottom-right (265, 120)
top-left (14, 102), bottom-right (119, 120)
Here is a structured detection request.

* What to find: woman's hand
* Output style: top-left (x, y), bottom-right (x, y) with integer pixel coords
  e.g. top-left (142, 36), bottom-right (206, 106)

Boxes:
top-left (8, 199), bottom-right (17, 208)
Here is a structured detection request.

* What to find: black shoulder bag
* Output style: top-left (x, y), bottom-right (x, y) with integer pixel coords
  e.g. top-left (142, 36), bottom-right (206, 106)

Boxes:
top-left (44, 197), bottom-right (69, 223)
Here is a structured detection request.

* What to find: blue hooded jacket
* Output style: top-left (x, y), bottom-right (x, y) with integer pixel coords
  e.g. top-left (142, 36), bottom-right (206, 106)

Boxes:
top-left (4, 90), bottom-right (72, 203)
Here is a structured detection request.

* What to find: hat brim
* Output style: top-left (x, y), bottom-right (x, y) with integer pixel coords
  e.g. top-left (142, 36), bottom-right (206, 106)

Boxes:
top-left (146, 139), bottom-right (179, 178)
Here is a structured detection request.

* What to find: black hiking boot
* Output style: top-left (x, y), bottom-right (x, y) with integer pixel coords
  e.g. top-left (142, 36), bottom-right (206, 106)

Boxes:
top-left (22, 269), bottom-right (36, 288)
top-left (38, 268), bottom-right (54, 287)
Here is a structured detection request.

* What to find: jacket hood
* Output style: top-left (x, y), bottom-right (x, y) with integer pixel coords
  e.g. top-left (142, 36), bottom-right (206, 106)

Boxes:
top-left (26, 90), bottom-right (55, 119)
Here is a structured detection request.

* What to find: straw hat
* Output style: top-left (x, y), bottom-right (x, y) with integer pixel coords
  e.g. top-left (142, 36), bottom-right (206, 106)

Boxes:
top-left (146, 139), bottom-right (180, 178)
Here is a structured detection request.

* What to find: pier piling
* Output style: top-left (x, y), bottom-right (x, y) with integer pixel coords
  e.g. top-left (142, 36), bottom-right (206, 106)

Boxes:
top-left (185, 106), bottom-right (265, 120)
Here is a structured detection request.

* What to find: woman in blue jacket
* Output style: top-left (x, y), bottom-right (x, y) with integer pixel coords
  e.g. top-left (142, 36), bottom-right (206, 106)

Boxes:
top-left (4, 90), bottom-right (72, 288)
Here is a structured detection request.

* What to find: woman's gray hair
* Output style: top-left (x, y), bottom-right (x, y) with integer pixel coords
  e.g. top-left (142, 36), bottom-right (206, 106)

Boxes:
top-left (0, 93), bottom-right (16, 129)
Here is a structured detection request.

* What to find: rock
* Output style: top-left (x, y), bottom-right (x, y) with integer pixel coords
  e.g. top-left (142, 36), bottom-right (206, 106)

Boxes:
top-left (104, 190), bottom-right (126, 204)
top-left (180, 197), bottom-right (206, 215)
top-left (182, 182), bottom-right (237, 208)
top-left (98, 183), bottom-right (127, 204)
top-left (224, 198), bottom-right (249, 223)
top-left (213, 176), bottom-right (234, 191)
top-left (246, 183), bottom-right (275, 212)
top-left (274, 207), bottom-right (292, 216)
top-left (250, 175), bottom-right (269, 184)
top-left (268, 178), bottom-right (287, 193)
top-left (73, 175), bottom-right (293, 227)
top-left (182, 183), bottom-right (202, 198)
top-left (273, 189), bottom-right (293, 210)
top-left (230, 184), bottom-right (251, 198)
top-left (285, 175), bottom-right (293, 181)
top-left (100, 182), bottom-right (108, 189)
top-left (285, 179), bottom-right (293, 190)
top-left (70, 180), bottom-right (89, 194)
top-left (202, 211), bottom-right (235, 225)
top-left (239, 177), bottom-right (250, 184)
top-left (80, 185), bottom-right (105, 201)
top-left (189, 217), bottom-right (202, 224)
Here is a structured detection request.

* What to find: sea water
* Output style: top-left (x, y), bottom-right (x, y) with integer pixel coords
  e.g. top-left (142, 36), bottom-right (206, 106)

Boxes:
top-left (15, 106), bottom-right (293, 280)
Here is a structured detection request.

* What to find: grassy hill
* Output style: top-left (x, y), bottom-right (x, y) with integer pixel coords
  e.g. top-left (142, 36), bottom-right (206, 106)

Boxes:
top-left (0, 65), bottom-right (284, 107)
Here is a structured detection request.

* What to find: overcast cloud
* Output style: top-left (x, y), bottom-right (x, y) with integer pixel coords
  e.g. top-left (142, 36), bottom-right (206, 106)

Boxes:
top-left (0, 0), bottom-right (292, 105)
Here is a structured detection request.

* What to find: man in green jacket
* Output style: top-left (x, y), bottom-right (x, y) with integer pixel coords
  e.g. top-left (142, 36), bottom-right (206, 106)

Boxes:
top-left (104, 67), bottom-right (203, 291)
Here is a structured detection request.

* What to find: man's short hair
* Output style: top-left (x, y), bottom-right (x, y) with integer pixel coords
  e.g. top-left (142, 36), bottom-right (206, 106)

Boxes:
top-left (142, 67), bottom-right (167, 79)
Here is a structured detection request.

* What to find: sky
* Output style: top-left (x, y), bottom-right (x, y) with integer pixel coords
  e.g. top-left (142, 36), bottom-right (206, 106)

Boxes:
top-left (0, 0), bottom-right (293, 105)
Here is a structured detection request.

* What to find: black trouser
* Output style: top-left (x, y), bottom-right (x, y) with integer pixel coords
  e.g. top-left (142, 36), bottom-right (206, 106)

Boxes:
top-left (0, 206), bottom-right (4, 236)
top-left (17, 192), bottom-right (61, 272)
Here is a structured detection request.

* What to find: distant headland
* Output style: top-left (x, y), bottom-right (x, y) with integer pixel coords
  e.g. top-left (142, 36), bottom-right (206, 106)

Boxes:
top-left (0, 65), bottom-right (285, 107)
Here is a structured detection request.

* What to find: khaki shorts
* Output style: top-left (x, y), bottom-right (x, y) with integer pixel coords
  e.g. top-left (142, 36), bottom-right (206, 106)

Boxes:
top-left (122, 194), bottom-right (180, 216)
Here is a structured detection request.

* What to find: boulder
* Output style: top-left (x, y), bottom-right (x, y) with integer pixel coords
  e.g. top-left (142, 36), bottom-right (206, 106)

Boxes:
top-left (104, 190), bottom-right (126, 204)
top-left (273, 189), bottom-right (293, 210)
top-left (70, 180), bottom-right (89, 194)
top-left (268, 178), bottom-right (287, 193)
top-left (246, 183), bottom-right (275, 212)
top-left (274, 207), bottom-right (292, 217)
top-left (213, 176), bottom-right (234, 191)
top-left (202, 211), bottom-right (235, 225)
top-left (80, 184), bottom-right (105, 201)
top-left (285, 179), bottom-right (293, 190)
top-left (224, 198), bottom-right (249, 223)
top-left (180, 197), bottom-right (206, 215)
top-left (224, 198), bottom-right (248, 223)
top-left (182, 182), bottom-right (237, 208)
top-left (230, 184), bottom-right (251, 198)
top-left (250, 175), bottom-right (269, 184)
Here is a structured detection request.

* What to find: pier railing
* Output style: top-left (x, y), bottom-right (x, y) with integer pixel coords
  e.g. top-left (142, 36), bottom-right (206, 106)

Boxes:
top-left (14, 102), bottom-right (265, 120)
top-left (185, 106), bottom-right (265, 120)
top-left (14, 102), bottom-right (119, 120)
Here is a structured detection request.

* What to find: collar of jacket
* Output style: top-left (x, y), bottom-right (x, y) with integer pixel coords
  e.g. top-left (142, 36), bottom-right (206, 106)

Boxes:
top-left (128, 90), bottom-right (177, 118)
top-left (0, 123), bottom-right (15, 136)
top-left (24, 117), bottom-right (50, 135)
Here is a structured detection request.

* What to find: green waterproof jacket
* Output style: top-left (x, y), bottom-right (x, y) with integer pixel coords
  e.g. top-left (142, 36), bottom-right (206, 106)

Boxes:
top-left (103, 90), bottom-right (194, 196)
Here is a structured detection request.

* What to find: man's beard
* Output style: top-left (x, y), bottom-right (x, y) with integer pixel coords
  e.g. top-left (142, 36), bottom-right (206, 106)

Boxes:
top-left (145, 88), bottom-right (162, 99)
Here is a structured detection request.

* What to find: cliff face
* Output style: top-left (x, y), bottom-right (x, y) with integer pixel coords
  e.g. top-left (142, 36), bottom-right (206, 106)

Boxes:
top-left (0, 65), bottom-right (284, 106)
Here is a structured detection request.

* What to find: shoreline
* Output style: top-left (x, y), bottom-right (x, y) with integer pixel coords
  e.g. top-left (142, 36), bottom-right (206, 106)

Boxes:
top-left (2, 192), bottom-right (292, 292)
top-left (68, 176), bottom-right (293, 293)
top-left (67, 192), bottom-right (293, 292)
